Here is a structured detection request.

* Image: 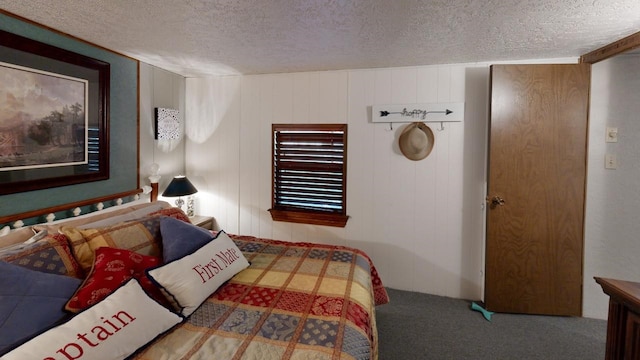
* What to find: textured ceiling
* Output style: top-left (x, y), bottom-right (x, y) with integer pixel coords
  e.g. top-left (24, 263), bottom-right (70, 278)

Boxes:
top-left (1, 0), bottom-right (639, 77)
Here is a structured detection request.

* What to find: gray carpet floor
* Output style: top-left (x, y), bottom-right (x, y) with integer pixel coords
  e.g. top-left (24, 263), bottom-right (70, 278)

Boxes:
top-left (376, 288), bottom-right (607, 360)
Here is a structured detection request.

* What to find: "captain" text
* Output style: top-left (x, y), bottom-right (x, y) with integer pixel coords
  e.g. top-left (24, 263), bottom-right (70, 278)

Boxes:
top-left (42, 310), bottom-right (136, 360)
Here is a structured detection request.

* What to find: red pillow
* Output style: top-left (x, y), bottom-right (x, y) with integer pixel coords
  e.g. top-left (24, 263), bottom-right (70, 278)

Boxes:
top-left (65, 247), bottom-right (166, 312)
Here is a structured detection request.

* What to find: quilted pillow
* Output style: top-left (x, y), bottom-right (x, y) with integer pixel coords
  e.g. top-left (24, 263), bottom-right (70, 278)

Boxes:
top-left (2, 279), bottom-right (183, 360)
top-left (65, 247), bottom-right (166, 313)
top-left (147, 231), bottom-right (250, 316)
top-left (160, 216), bottom-right (214, 262)
top-left (0, 233), bottom-right (84, 278)
top-left (149, 207), bottom-right (191, 223)
top-left (0, 261), bottom-right (82, 354)
top-left (61, 215), bottom-right (163, 272)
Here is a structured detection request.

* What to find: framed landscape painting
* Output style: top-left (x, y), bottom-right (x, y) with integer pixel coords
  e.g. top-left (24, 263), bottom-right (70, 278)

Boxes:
top-left (0, 62), bottom-right (88, 170)
top-left (0, 29), bottom-right (110, 195)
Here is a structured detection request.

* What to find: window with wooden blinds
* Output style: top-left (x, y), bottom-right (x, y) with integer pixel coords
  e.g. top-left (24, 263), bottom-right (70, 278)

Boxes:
top-left (269, 124), bottom-right (349, 227)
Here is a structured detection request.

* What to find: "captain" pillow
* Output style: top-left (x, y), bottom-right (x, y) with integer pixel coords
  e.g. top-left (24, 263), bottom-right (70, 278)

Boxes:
top-left (1, 279), bottom-right (183, 360)
top-left (147, 231), bottom-right (249, 316)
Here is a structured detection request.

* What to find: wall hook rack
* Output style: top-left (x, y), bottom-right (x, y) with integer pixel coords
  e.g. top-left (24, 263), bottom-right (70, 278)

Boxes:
top-left (380, 108), bottom-right (453, 120)
top-left (372, 102), bottom-right (464, 128)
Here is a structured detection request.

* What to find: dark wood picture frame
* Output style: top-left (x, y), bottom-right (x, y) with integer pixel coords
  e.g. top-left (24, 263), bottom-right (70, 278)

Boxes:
top-left (0, 29), bottom-right (110, 195)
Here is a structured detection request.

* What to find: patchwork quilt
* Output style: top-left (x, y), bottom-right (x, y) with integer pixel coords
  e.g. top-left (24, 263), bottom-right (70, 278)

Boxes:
top-left (133, 234), bottom-right (389, 360)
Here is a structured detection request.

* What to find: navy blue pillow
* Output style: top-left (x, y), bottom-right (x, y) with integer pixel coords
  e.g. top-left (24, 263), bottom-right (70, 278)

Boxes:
top-left (0, 261), bottom-right (81, 353)
top-left (160, 217), bottom-right (214, 262)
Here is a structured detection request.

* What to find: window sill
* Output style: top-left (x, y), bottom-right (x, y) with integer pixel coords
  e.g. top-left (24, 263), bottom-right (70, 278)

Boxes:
top-left (268, 209), bottom-right (349, 228)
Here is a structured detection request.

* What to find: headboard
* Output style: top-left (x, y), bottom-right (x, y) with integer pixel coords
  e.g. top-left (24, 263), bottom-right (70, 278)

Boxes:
top-left (0, 189), bottom-right (143, 232)
top-left (0, 185), bottom-right (162, 232)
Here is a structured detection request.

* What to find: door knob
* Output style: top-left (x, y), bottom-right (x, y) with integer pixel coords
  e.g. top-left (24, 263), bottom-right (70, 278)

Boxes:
top-left (490, 196), bottom-right (505, 207)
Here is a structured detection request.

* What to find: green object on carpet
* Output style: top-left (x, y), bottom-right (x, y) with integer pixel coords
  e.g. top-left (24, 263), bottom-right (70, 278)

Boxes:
top-left (471, 302), bottom-right (494, 321)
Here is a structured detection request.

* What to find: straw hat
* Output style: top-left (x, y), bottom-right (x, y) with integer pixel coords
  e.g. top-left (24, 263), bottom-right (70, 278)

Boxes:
top-left (398, 122), bottom-right (435, 161)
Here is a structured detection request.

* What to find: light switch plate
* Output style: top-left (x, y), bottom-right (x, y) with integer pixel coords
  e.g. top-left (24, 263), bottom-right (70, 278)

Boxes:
top-left (605, 154), bottom-right (617, 169)
top-left (606, 127), bottom-right (618, 143)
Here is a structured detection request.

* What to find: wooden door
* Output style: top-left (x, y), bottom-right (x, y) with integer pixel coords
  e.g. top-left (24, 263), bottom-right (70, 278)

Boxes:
top-left (485, 64), bottom-right (590, 316)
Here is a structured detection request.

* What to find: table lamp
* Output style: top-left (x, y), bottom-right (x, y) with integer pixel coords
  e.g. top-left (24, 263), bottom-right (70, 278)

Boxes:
top-left (162, 175), bottom-right (197, 214)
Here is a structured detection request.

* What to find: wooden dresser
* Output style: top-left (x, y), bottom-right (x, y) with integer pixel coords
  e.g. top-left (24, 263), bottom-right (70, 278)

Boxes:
top-left (595, 277), bottom-right (640, 359)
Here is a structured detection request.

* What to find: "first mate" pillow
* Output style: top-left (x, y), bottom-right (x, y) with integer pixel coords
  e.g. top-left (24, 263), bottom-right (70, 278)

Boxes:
top-left (147, 230), bottom-right (250, 316)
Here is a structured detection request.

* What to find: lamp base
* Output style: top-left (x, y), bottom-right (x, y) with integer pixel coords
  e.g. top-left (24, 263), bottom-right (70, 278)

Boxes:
top-left (174, 197), bottom-right (185, 209)
top-left (187, 196), bottom-right (195, 217)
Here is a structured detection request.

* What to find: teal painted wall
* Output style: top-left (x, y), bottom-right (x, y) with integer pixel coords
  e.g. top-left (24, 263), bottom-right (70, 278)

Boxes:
top-left (0, 13), bottom-right (139, 217)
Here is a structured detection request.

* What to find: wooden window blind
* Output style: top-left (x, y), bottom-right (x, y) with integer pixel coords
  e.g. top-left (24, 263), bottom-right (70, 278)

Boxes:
top-left (269, 124), bottom-right (349, 227)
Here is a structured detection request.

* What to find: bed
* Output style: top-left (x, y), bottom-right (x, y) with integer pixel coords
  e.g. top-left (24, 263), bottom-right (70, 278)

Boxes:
top-left (0, 194), bottom-right (388, 360)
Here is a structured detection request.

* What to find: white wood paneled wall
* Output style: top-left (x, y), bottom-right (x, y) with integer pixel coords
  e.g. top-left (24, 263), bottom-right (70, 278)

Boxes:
top-left (185, 76), bottom-right (241, 231)
top-left (139, 63), bottom-right (186, 193)
top-left (185, 64), bottom-right (489, 300)
top-left (583, 54), bottom-right (640, 320)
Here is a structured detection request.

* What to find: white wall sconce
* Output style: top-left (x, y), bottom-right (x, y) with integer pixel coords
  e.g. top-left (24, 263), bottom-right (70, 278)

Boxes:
top-left (155, 108), bottom-right (181, 140)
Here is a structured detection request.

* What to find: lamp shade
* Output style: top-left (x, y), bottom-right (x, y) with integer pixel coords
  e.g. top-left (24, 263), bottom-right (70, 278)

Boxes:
top-left (162, 176), bottom-right (198, 197)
